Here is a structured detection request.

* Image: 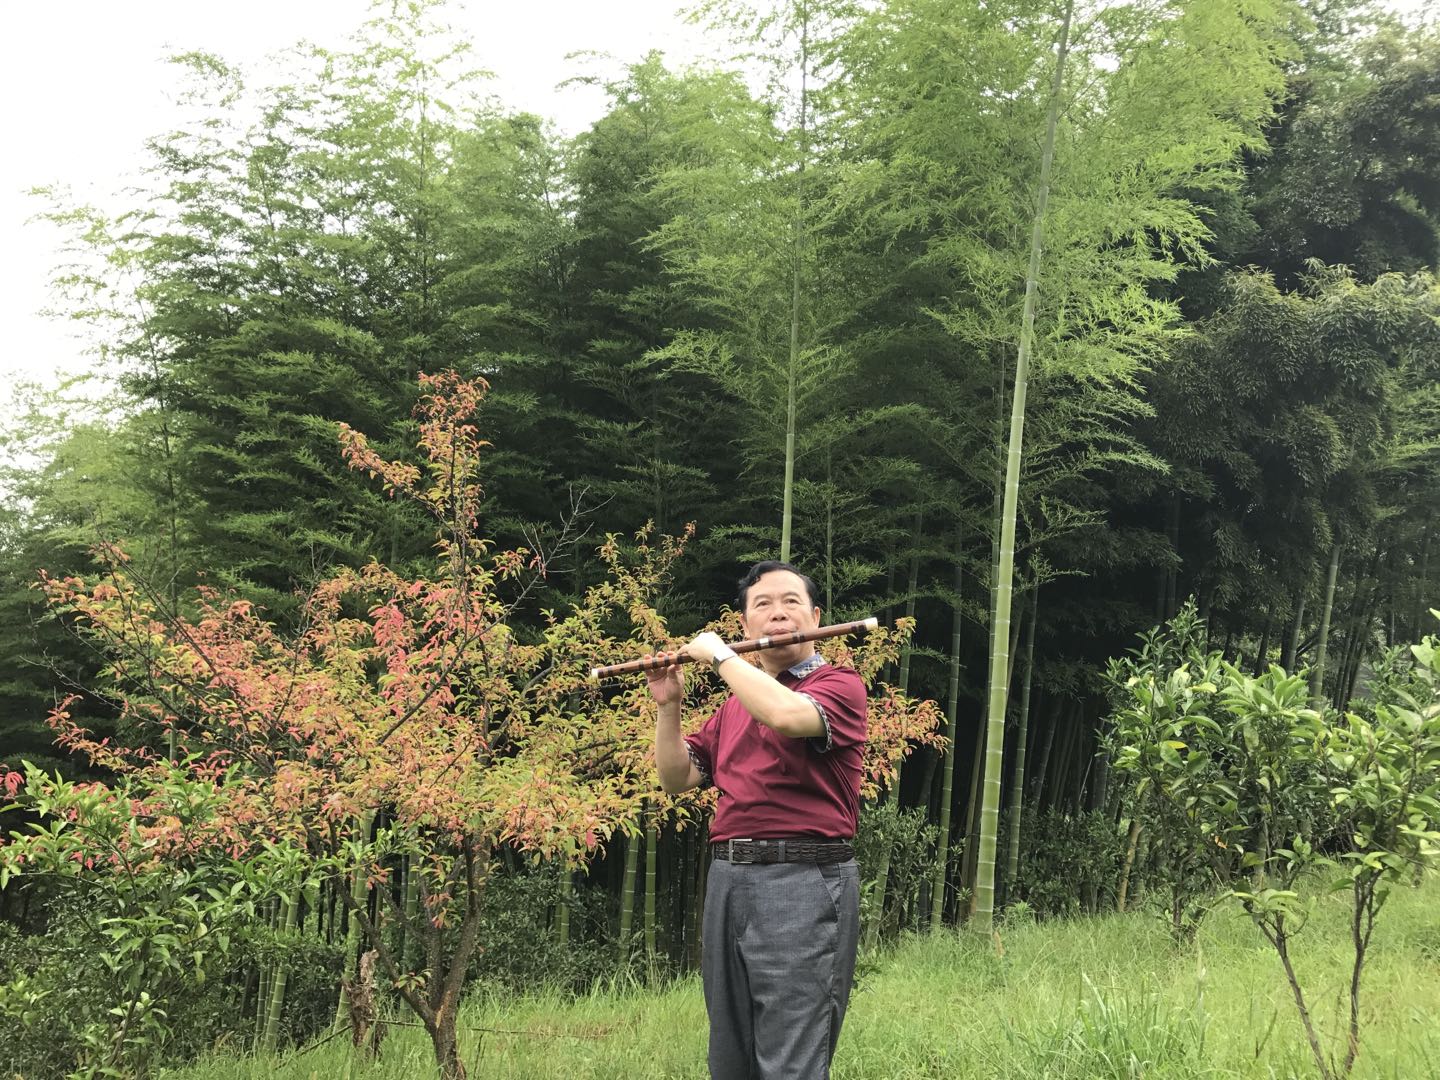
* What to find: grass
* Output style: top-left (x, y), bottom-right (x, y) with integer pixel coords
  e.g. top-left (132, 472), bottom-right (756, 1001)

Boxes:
top-left (169, 877), bottom-right (1440, 1079)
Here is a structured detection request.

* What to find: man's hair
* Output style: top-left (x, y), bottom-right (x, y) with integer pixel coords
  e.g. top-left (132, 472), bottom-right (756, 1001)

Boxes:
top-left (736, 560), bottom-right (822, 612)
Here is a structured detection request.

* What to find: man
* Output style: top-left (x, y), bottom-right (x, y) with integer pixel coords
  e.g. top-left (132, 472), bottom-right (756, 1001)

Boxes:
top-left (648, 560), bottom-right (867, 1080)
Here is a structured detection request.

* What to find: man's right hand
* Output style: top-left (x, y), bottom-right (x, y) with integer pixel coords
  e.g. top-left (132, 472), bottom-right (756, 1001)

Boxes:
top-left (644, 655), bottom-right (684, 708)
top-left (650, 655), bottom-right (702, 793)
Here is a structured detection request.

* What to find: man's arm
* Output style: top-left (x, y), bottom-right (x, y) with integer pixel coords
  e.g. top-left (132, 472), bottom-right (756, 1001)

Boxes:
top-left (688, 633), bottom-right (824, 739)
top-left (647, 665), bottom-right (704, 793)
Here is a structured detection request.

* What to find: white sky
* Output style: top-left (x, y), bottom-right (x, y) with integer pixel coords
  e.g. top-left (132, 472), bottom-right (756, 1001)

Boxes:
top-left (3, 0), bottom-right (1431, 428)
top-left (0, 0), bottom-right (706, 417)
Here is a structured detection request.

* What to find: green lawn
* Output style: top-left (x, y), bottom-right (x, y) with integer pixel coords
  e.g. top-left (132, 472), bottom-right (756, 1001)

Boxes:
top-left (173, 878), bottom-right (1440, 1079)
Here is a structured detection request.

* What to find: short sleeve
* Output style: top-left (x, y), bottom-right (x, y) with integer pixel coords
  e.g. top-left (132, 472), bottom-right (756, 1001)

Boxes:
top-left (684, 710), bottom-right (719, 789)
top-left (799, 667), bottom-right (866, 753)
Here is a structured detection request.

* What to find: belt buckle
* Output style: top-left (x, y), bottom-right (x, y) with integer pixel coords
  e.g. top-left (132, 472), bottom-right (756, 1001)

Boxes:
top-left (728, 838), bottom-right (755, 864)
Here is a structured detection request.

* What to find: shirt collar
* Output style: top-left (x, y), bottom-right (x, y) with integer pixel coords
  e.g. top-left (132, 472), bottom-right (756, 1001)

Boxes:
top-left (786, 653), bottom-right (827, 679)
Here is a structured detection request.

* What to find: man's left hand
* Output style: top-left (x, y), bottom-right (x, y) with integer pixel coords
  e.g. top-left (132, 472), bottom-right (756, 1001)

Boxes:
top-left (685, 631), bottom-right (728, 668)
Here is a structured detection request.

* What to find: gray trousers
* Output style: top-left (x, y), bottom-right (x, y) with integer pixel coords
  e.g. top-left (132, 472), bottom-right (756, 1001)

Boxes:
top-left (702, 858), bottom-right (861, 1079)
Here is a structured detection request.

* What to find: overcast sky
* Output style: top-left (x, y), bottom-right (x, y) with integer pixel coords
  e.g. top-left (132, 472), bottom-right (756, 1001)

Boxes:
top-left (0, 0), bottom-right (706, 412)
top-left (3, 0), bottom-right (1431, 422)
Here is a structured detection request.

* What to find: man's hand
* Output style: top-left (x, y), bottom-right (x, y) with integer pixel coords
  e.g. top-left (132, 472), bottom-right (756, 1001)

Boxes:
top-left (644, 656), bottom-right (684, 707)
top-left (684, 631), bottom-right (727, 669)
top-left (643, 633), bottom-right (727, 706)
top-left (649, 651), bottom-right (702, 794)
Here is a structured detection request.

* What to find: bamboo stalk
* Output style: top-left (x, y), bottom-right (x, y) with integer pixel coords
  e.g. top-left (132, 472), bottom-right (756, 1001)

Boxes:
top-left (619, 830), bottom-right (640, 951)
top-left (690, 820), bottom-right (708, 971)
top-left (556, 865), bottom-right (572, 946)
top-left (866, 818), bottom-right (893, 949)
top-left (1117, 819), bottom-right (1143, 913)
top-left (1311, 542), bottom-right (1342, 706)
top-left (973, 0), bottom-right (1074, 931)
top-left (1283, 594), bottom-right (1307, 671)
top-left (898, 509), bottom-right (923, 692)
top-left (779, 2), bottom-right (810, 563)
top-left (1004, 587), bottom-right (1040, 894)
top-left (401, 856), bottom-right (420, 972)
top-left (930, 532), bottom-right (965, 928)
top-left (333, 811), bottom-right (374, 1033)
top-left (260, 887), bottom-right (299, 1052)
top-left (644, 803), bottom-right (658, 959)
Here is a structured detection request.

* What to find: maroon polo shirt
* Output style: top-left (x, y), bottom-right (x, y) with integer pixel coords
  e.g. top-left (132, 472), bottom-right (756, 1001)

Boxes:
top-left (684, 658), bottom-right (867, 843)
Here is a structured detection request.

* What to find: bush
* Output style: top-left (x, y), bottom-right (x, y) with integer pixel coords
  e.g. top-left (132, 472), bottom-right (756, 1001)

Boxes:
top-left (1010, 808), bottom-right (1127, 919)
top-left (467, 864), bottom-right (620, 995)
top-left (855, 799), bottom-right (939, 941)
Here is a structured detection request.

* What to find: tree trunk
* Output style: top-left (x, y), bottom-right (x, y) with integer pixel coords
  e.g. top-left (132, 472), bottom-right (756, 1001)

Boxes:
top-left (1311, 542), bottom-right (1342, 706)
top-left (1340, 577), bottom-right (1381, 708)
top-left (967, 392), bottom-right (1003, 913)
top-left (931, 532), bottom-right (965, 928)
top-left (1283, 593), bottom-right (1307, 672)
top-left (1003, 586), bottom-right (1040, 895)
top-left (1048, 703), bottom-right (1080, 810)
top-left (1333, 547), bottom-right (1378, 706)
top-left (556, 866), bottom-right (572, 946)
top-left (333, 812), bottom-right (375, 1032)
top-left (681, 828), bottom-right (697, 965)
top-left (972, 0), bottom-right (1073, 932)
top-left (779, 6), bottom-right (810, 562)
top-left (1069, 714), bottom-right (1091, 814)
top-left (866, 822), bottom-right (893, 949)
top-left (1030, 695), bottom-right (1063, 803)
top-left (428, 1008), bottom-right (466, 1080)
top-left (1088, 731), bottom-right (1109, 814)
top-left (644, 809), bottom-right (659, 959)
top-left (960, 719), bottom-right (986, 911)
top-left (1116, 819), bottom-right (1143, 913)
top-left (915, 743), bottom-right (941, 819)
top-left (825, 445), bottom-right (834, 612)
top-left (899, 508), bottom-right (923, 692)
top-left (619, 830), bottom-right (640, 950)
top-left (1414, 534), bottom-right (1432, 641)
top-left (690, 821), bottom-right (708, 970)
top-left (1252, 618), bottom-right (1272, 675)
top-left (256, 903), bottom-right (273, 1039)
top-left (1165, 495), bottom-right (1181, 620)
top-left (881, 553), bottom-right (898, 685)
top-left (261, 887), bottom-right (299, 1052)
top-left (402, 856), bottom-right (421, 971)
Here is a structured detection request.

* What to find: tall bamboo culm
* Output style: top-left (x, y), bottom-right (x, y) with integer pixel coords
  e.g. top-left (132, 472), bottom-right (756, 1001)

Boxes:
top-left (1310, 542), bottom-right (1342, 706)
top-left (898, 509), bottom-right (923, 692)
top-left (401, 855), bottom-right (420, 972)
top-left (618, 830), bottom-right (640, 952)
top-left (333, 811), bottom-right (375, 1033)
top-left (260, 887), bottom-right (299, 1052)
top-left (556, 866), bottom-right (572, 946)
top-left (1003, 586), bottom-right (1040, 893)
top-left (973, 0), bottom-right (1073, 931)
top-left (644, 802), bottom-right (658, 959)
top-left (930, 529), bottom-right (965, 927)
top-left (255, 898), bottom-right (275, 1038)
top-left (779, 3), bottom-right (811, 562)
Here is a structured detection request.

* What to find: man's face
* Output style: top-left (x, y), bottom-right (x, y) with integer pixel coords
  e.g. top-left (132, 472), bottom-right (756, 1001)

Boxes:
top-left (740, 570), bottom-right (822, 666)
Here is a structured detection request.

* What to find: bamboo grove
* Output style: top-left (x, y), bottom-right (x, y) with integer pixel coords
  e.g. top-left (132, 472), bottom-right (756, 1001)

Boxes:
top-left (2, 0), bottom-right (1439, 1075)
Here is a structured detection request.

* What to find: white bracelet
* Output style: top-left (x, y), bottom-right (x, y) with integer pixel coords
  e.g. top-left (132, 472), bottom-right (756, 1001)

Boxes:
top-left (711, 644), bottom-right (737, 672)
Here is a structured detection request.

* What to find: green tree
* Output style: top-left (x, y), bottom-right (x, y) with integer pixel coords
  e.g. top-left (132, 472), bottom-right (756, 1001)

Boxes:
top-left (648, 0), bottom-right (873, 561)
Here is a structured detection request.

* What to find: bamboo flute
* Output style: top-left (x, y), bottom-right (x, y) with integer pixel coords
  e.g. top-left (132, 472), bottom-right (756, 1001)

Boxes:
top-left (589, 617), bottom-right (879, 682)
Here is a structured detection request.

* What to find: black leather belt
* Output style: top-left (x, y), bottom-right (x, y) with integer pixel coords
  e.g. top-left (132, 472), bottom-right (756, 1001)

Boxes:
top-left (711, 838), bottom-right (854, 865)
